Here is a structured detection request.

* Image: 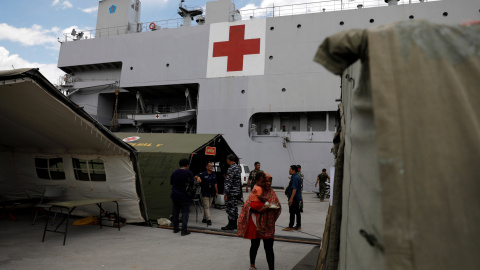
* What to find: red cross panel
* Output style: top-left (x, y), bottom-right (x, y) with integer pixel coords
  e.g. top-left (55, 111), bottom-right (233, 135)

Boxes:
top-left (207, 19), bottom-right (266, 78)
top-left (212, 25), bottom-right (261, 72)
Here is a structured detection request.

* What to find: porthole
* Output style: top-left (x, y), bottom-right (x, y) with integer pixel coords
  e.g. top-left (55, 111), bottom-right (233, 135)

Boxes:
top-left (240, 123), bottom-right (244, 128)
top-left (269, 56), bottom-right (273, 60)
top-left (340, 21), bottom-right (344, 26)
top-left (409, 15), bottom-right (414, 19)
top-left (443, 12), bottom-right (448, 16)
top-left (166, 63), bottom-right (170, 67)
top-left (270, 27), bottom-right (274, 31)
top-left (130, 67), bottom-right (133, 70)
top-left (369, 19), bottom-right (374, 23)
top-left (281, 88), bottom-right (286, 92)
top-left (241, 90), bottom-right (245, 94)
top-left (297, 24), bottom-right (301, 28)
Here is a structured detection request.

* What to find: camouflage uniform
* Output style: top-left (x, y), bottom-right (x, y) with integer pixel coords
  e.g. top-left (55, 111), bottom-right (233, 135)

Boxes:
top-left (318, 172), bottom-right (329, 200)
top-left (224, 162), bottom-right (241, 221)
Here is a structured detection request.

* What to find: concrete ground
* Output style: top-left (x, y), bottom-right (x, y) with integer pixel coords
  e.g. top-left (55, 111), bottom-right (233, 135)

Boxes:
top-left (0, 190), bottom-right (329, 270)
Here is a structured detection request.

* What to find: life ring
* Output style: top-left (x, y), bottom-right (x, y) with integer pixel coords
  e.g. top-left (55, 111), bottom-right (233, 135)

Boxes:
top-left (149, 22), bottom-right (156, 30)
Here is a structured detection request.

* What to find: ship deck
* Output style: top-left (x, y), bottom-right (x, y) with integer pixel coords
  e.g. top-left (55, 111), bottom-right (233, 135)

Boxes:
top-left (0, 189), bottom-right (326, 269)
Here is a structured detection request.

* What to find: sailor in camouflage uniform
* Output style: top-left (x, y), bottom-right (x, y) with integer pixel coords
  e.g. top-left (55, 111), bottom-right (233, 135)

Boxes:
top-left (221, 154), bottom-right (242, 230)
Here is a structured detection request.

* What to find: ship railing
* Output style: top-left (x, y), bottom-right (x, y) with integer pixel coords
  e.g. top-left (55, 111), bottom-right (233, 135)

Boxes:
top-left (61, 18), bottom-right (185, 42)
top-left (235, 0), bottom-right (441, 20)
top-left (117, 106), bottom-right (194, 118)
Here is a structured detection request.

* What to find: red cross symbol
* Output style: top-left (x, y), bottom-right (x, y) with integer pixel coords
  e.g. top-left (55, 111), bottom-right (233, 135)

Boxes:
top-left (212, 25), bottom-right (261, 72)
top-left (156, 114), bottom-right (159, 118)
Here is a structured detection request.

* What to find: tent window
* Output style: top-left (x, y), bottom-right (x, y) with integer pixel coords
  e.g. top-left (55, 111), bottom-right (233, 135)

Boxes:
top-left (35, 158), bottom-right (65, 180)
top-left (72, 158), bottom-right (106, 182)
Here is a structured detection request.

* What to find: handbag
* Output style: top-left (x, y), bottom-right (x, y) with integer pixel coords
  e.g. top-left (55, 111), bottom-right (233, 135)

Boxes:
top-left (285, 180), bottom-right (292, 197)
top-left (185, 181), bottom-right (196, 198)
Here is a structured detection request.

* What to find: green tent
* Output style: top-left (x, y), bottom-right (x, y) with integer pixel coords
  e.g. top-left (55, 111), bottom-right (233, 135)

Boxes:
top-left (114, 133), bottom-right (237, 221)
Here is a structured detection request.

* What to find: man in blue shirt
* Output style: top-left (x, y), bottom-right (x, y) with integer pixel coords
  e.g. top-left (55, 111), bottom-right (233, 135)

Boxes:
top-left (283, 165), bottom-right (302, 231)
top-left (194, 162), bottom-right (218, 226)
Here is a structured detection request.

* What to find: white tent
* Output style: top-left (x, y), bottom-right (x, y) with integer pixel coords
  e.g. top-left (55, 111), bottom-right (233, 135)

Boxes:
top-left (0, 68), bottom-right (146, 223)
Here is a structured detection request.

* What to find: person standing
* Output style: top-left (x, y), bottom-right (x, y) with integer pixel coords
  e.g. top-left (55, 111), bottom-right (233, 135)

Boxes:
top-left (238, 172), bottom-right (282, 270)
top-left (194, 162), bottom-right (218, 226)
top-left (246, 161), bottom-right (263, 192)
top-left (222, 154), bottom-right (242, 230)
top-left (315, 168), bottom-right (330, 202)
top-left (282, 165), bottom-right (302, 231)
top-left (170, 158), bottom-right (198, 236)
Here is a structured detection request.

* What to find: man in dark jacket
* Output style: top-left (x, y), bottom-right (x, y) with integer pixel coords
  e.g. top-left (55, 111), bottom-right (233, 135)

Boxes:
top-left (170, 158), bottom-right (199, 236)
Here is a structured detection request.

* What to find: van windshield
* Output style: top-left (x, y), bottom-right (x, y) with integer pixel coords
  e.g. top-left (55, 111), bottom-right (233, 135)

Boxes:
top-left (243, 165), bottom-right (250, 173)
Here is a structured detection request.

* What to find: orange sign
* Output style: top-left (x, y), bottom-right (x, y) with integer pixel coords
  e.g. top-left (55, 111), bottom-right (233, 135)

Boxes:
top-left (205, 146), bottom-right (216, 156)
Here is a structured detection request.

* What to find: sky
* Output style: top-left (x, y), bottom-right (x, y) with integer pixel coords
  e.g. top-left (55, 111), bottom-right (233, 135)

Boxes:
top-left (0, 0), bottom-right (355, 85)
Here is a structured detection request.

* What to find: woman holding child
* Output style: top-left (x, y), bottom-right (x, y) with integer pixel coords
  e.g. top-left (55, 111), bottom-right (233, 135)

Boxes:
top-left (237, 172), bottom-right (282, 270)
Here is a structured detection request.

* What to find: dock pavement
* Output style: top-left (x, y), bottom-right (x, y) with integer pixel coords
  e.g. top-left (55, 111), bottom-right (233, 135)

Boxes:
top-left (0, 189), bottom-right (328, 270)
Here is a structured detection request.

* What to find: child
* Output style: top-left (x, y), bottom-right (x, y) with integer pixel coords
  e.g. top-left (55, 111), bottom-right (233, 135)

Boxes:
top-left (247, 173), bottom-right (269, 233)
top-left (250, 177), bottom-right (267, 204)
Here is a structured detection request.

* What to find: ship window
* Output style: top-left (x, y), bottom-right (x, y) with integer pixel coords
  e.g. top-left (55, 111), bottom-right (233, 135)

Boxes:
top-left (369, 19), bottom-right (374, 23)
top-left (241, 90), bottom-right (245, 94)
top-left (269, 56), bottom-right (273, 60)
top-left (442, 12), bottom-right (448, 17)
top-left (340, 21), bottom-right (344, 26)
top-left (281, 88), bottom-right (286, 92)
top-left (270, 27), bottom-right (274, 31)
top-left (308, 112), bottom-right (327, 131)
top-left (130, 67), bottom-right (133, 70)
top-left (166, 63), bottom-right (170, 67)
top-left (297, 24), bottom-right (301, 28)
top-left (240, 123), bottom-right (244, 128)
top-left (35, 158), bottom-right (66, 180)
top-left (409, 15), bottom-right (414, 19)
top-left (72, 158), bottom-right (106, 182)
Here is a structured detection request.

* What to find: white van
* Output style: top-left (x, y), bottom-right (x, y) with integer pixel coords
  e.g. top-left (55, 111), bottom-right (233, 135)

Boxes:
top-left (239, 164), bottom-right (250, 186)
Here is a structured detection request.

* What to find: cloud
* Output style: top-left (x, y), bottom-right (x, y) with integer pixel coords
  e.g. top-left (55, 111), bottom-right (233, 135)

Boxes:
top-left (238, 0), bottom-right (330, 18)
top-left (0, 46), bottom-right (64, 85)
top-left (80, 6), bottom-right (98, 14)
top-left (62, 1), bottom-right (73, 9)
top-left (0, 23), bottom-right (60, 48)
top-left (52, 0), bottom-right (73, 9)
top-left (141, 0), bottom-right (170, 5)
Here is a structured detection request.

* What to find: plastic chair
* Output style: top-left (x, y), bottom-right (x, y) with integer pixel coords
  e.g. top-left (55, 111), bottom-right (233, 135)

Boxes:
top-left (32, 186), bottom-right (64, 225)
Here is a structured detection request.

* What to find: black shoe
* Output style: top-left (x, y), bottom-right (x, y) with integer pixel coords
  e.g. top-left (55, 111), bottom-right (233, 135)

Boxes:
top-left (206, 220), bottom-right (212, 226)
top-left (173, 228), bottom-right (180, 233)
top-left (221, 219), bottom-right (235, 230)
top-left (202, 218), bottom-right (207, 223)
top-left (181, 230), bottom-right (190, 236)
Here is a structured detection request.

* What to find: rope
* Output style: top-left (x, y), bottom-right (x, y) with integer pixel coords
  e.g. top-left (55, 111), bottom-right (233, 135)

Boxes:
top-left (110, 90), bottom-right (120, 132)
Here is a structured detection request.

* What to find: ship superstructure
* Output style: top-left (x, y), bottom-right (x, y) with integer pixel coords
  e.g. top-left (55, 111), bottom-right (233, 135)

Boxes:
top-left (57, 0), bottom-right (479, 188)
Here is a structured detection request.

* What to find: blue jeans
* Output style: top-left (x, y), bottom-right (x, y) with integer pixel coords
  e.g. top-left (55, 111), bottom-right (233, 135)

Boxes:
top-left (172, 199), bottom-right (190, 232)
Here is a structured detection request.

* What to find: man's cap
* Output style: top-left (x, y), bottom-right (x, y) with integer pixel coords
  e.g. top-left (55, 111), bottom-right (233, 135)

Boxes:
top-left (265, 173), bottom-right (272, 179)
